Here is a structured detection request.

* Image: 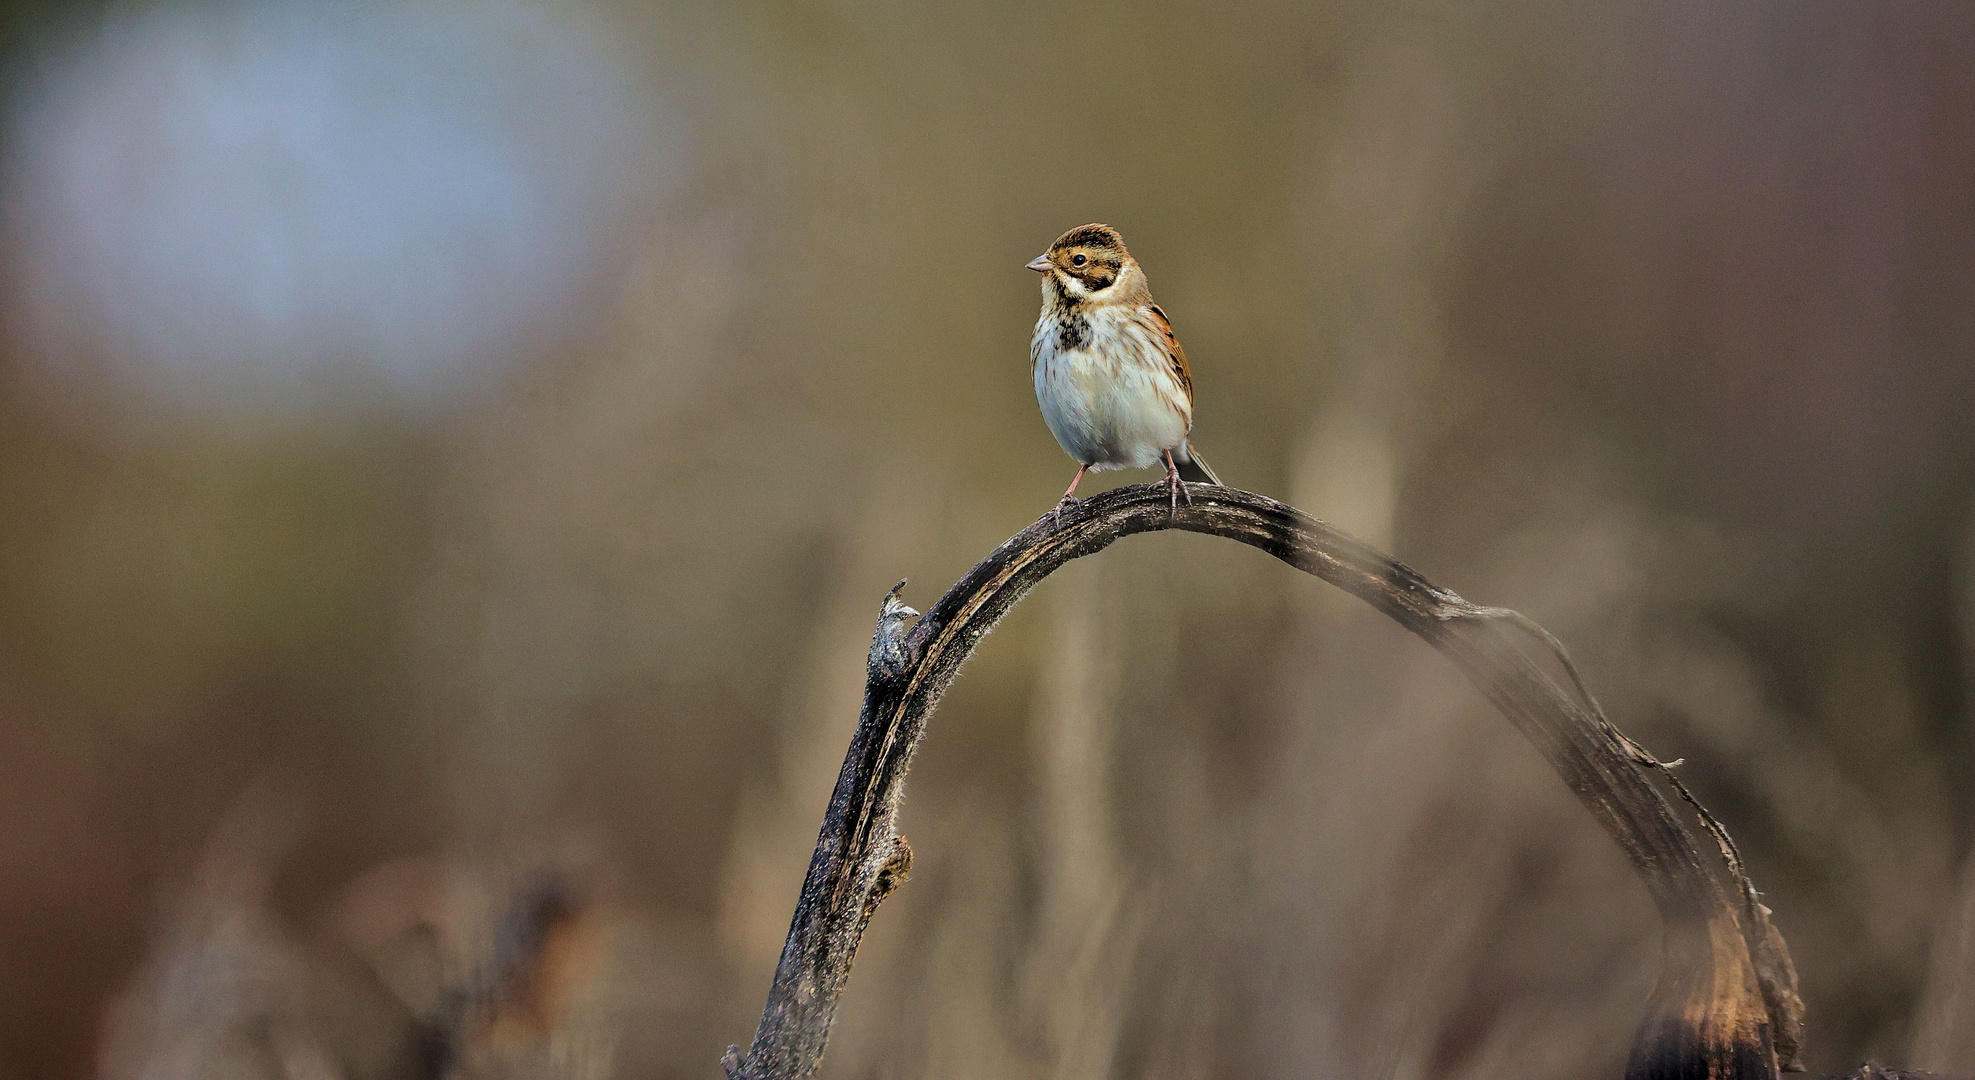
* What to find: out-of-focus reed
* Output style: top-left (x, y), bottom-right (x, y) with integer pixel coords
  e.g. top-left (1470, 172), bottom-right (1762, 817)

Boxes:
top-left (0, 1), bottom-right (1972, 1078)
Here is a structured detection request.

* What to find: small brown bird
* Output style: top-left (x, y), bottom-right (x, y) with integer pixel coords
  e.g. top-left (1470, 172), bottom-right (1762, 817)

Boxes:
top-left (1028, 223), bottom-right (1221, 514)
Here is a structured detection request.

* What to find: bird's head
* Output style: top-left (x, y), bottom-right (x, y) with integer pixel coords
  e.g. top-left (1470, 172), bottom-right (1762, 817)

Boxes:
top-left (1027, 223), bottom-right (1137, 301)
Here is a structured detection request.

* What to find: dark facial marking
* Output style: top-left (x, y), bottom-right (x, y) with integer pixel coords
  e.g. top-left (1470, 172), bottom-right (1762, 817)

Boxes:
top-left (1076, 261), bottom-right (1119, 290)
top-left (1058, 250), bottom-right (1120, 291)
top-left (1043, 274), bottom-right (1083, 310)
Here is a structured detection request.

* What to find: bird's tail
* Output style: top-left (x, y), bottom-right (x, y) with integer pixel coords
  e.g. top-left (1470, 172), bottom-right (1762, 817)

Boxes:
top-left (1177, 442), bottom-right (1222, 486)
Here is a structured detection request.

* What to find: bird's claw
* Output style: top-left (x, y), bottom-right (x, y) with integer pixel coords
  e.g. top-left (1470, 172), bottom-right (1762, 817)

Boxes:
top-left (1050, 495), bottom-right (1081, 527)
top-left (1166, 474), bottom-right (1191, 512)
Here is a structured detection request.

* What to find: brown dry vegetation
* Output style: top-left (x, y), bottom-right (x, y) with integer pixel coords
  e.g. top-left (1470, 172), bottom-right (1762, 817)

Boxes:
top-left (0, 2), bottom-right (1973, 1079)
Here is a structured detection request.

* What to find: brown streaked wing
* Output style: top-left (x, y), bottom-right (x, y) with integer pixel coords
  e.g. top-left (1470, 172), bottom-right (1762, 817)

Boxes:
top-left (1141, 304), bottom-right (1193, 401)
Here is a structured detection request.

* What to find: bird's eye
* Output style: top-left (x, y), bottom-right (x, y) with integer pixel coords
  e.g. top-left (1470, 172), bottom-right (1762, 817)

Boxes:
top-left (1071, 253), bottom-right (1086, 266)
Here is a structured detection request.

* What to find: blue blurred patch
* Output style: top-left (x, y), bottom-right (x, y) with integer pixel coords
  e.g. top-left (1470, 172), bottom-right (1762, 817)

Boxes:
top-left (5, 0), bottom-right (680, 417)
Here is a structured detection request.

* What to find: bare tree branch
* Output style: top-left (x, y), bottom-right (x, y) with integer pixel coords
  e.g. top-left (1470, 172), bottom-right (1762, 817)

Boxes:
top-left (723, 483), bottom-right (1804, 1080)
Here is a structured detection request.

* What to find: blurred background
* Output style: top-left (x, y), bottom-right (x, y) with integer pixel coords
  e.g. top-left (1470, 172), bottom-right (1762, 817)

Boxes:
top-left (0, 1), bottom-right (1972, 1078)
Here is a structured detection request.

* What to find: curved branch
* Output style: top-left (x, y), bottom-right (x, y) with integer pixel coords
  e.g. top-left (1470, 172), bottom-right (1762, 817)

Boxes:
top-left (723, 483), bottom-right (1803, 1080)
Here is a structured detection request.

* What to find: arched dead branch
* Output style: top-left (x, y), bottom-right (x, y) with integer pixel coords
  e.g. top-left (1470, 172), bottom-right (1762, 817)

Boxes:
top-left (723, 483), bottom-right (1805, 1080)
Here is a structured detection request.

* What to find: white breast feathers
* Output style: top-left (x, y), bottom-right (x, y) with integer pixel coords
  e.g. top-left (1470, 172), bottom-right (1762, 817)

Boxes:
top-left (1031, 304), bottom-right (1191, 472)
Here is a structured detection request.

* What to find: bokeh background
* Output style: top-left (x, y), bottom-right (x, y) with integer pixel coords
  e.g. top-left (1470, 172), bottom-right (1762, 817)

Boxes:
top-left (0, 1), bottom-right (1972, 1078)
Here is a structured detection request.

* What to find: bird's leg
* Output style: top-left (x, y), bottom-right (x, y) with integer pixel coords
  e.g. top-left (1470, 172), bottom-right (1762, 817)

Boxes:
top-left (1052, 465), bottom-right (1088, 525)
top-left (1163, 448), bottom-right (1191, 510)
top-left (1060, 465), bottom-right (1088, 505)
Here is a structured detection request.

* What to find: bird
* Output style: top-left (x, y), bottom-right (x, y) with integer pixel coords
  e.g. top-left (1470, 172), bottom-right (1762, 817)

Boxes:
top-left (1027, 223), bottom-right (1221, 515)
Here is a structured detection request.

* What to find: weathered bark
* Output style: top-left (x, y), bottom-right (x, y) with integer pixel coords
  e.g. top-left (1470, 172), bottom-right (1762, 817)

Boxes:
top-left (723, 483), bottom-right (1805, 1080)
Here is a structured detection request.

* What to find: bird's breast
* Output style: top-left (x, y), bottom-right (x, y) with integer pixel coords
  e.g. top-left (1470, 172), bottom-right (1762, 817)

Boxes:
top-left (1031, 305), bottom-right (1190, 470)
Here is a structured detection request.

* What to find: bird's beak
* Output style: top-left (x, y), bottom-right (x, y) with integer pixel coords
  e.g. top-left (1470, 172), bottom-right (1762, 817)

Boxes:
top-left (1025, 255), bottom-right (1052, 273)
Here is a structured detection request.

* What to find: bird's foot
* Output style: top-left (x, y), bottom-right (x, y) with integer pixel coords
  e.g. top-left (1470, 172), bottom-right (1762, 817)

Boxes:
top-left (1165, 472), bottom-right (1191, 511)
top-left (1050, 494), bottom-right (1082, 527)
top-left (1161, 449), bottom-right (1192, 514)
